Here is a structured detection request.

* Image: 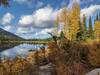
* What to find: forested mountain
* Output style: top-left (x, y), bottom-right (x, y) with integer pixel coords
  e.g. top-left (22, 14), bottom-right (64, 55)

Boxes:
top-left (0, 28), bottom-right (23, 41)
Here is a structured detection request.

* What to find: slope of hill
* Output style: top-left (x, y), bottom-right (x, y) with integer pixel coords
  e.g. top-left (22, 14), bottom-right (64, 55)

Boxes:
top-left (0, 28), bottom-right (23, 41)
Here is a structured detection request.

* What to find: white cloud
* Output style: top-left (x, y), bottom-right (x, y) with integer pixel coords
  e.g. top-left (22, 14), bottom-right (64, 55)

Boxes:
top-left (35, 28), bottom-right (54, 36)
top-left (3, 25), bottom-right (12, 31)
top-left (17, 5), bottom-right (59, 36)
top-left (17, 5), bottom-right (58, 34)
top-left (80, 5), bottom-right (100, 17)
top-left (18, 5), bottom-right (58, 27)
top-left (1, 13), bottom-right (14, 25)
top-left (34, 6), bottom-right (53, 23)
top-left (16, 27), bottom-right (34, 34)
top-left (33, 5), bottom-right (57, 27)
top-left (19, 15), bottom-right (34, 26)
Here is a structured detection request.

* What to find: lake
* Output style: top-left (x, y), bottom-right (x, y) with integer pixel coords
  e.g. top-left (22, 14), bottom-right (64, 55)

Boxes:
top-left (0, 43), bottom-right (44, 59)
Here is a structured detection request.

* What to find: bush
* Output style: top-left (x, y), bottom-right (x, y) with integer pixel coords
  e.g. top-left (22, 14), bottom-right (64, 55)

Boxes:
top-left (88, 39), bottom-right (100, 67)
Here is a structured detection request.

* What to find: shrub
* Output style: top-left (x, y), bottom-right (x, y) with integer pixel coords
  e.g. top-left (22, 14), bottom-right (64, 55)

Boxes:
top-left (88, 39), bottom-right (100, 67)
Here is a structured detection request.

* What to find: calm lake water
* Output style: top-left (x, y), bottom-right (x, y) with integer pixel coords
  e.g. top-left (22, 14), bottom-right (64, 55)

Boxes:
top-left (0, 43), bottom-right (44, 58)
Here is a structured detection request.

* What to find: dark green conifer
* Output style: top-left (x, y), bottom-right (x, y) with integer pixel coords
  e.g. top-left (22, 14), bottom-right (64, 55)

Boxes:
top-left (82, 14), bottom-right (87, 31)
top-left (96, 13), bottom-right (99, 21)
top-left (88, 16), bottom-right (93, 37)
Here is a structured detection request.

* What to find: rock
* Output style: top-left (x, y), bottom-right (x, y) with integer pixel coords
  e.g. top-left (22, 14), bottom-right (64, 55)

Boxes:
top-left (86, 68), bottom-right (100, 75)
top-left (38, 63), bottom-right (56, 75)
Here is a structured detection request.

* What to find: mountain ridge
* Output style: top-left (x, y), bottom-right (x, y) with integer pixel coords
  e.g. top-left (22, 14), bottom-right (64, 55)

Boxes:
top-left (0, 28), bottom-right (24, 41)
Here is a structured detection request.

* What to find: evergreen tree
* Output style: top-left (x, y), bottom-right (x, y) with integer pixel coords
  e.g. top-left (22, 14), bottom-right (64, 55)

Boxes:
top-left (82, 15), bottom-right (87, 31)
top-left (60, 31), bottom-right (65, 39)
top-left (88, 16), bottom-right (93, 38)
top-left (80, 14), bottom-right (88, 40)
top-left (96, 13), bottom-right (99, 21)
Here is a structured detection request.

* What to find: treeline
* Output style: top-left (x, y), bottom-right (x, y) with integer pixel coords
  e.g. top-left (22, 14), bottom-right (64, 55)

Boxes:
top-left (27, 38), bottom-right (53, 41)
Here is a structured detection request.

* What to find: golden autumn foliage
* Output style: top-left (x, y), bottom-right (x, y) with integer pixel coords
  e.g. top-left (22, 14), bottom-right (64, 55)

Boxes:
top-left (56, 1), bottom-right (81, 41)
top-left (0, 39), bottom-right (100, 75)
top-left (47, 41), bottom-right (88, 75)
top-left (0, 56), bottom-right (36, 75)
top-left (94, 21), bottom-right (100, 38)
top-left (88, 40), bottom-right (100, 67)
top-left (59, 7), bottom-right (70, 37)
top-left (69, 2), bottom-right (81, 40)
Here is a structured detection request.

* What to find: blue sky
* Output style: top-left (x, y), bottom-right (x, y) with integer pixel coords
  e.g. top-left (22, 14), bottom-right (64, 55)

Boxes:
top-left (0, 0), bottom-right (100, 39)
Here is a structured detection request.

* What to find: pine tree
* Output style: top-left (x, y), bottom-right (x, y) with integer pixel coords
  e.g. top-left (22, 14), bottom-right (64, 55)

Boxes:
top-left (94, 13), bottom-right (100, 38)
top-left (60, 31), bottom-right (65, 39)
top-left (88, 16), bottom-right (93, 38)
top-left (80, 14), bottom-right (88, 40)
top-left (82, 14), bottom-right (87, 31)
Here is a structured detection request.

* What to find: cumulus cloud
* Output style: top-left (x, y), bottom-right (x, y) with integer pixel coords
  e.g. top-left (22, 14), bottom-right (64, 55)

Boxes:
top-left (19, 15), bottom-right (34, 26)
top-left (1, 13), bottom-right (14, 25)
top-left (3, 25), bottom-right (12, 31)
top-left (35, 28), bottom-right (54, 36)
top-left (16, 27), bottom-right (34, 34)
top-left (33, 6), bottom-right (57, 28)
top-left (0, 13), bottom-right (15, 33)
top-left (17, 5), bottom-right (58, 34)
top-left (18, 5), bottom-right (57, 27)
top-left (80, 5), bottom-right (100, 17)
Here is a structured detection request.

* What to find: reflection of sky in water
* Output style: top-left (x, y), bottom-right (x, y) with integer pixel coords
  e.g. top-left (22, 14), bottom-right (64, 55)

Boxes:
top-left (0, 44), bottom-right (43, 58)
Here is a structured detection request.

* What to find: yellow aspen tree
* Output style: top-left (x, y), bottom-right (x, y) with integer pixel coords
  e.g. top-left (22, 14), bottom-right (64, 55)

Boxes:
top-left (69, 1), bottom-right (81, 41)
top-left (94, 21), bottom-right (100, 39)
top-left (54, 14), bottom-right (59, 36)
top-left (58, 7), bottom-right (70, 39)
